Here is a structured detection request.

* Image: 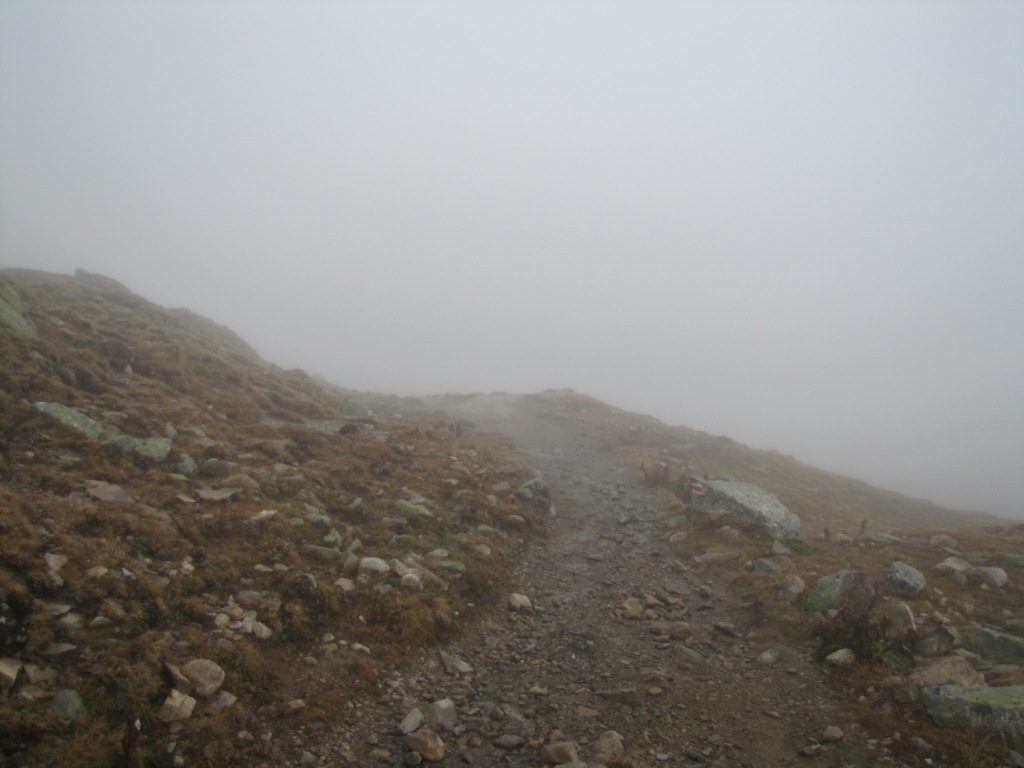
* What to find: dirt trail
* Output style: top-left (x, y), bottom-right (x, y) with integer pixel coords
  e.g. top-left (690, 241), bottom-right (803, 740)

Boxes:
top-left (273, 397), bottom-right (890, 767)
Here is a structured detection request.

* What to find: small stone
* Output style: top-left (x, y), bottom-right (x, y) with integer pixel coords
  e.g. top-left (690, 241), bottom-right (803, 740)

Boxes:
top-left (539, 741), bottom-right (579, 764)
top-left (595, 730), bottom-right (625, 762)
top-left (821, 726), bottom-right (844, 743)
top-left (283, 699), bottom-right (307, 716)
top-left (438, 650), bottom-right (473, 675)
top-left (0, 658), bottom-right (23, 689)
top-left (400, 708), bottom-right (424, 735)
top-left (493, 734), bottom-right (526, 750)
top-left (825, 648), bottom-right (857, 667)
top-left (159, 690), bottom-right (196, 723)
top-left (405, 728), bottom-right (445, 762)
top-left (509, 593), bottom-right (533, 612)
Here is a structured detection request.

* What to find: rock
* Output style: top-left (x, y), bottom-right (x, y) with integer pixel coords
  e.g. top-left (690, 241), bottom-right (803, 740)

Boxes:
top-left (426, 698), bottom-right (459, 732)
top-left (159, 689), bottom-right (196, 723)
top-left (821, 725), bottom-right (845, 743)
top-left (807, 570), bottom-right (878, 614)
top-left (34, 402), bottom-right (107, 440)
top-left (540, 741), bottom-right (579, 764)
top-left (509, 593), bottom-right (533, 612)
top-left (749, 556), bottom-right (796, 574)
top-left (359, 557), bottom-right (391, 578)
top-left (694, 479), bottom-right (800, 540)
top-left (405, 728), bottom-right (445, 762)
top-left (886, 561), bottom-right (926, 596)
top-left (919, 625), bottom-right (963, 657)
top-left (400, 708), bottom-right (425, 735)
top-left (181, 659), bottom-right (225, 697)
top-left (970, 566), bottom-right (1008, 588)
top-left (595, 730), bottom-right (625, 762)
top-left (826, 648), bottom-right (857, 667)
top-left (104, 435), bottom-right (173, 460)
top-left (649, 621), bottom-right (691, 640)
top-left (396, 500), bottom-right (433, 518)
top-left (0, 280), bottom-right (37, 337)
top-left (961, 626), bottom-right (1024, 665)
top-left (922, 685), bottom-right (1024, 741)
top-left (438, 650), bottom-right (473, 676)
top-left (911, 655), bottom-right (986, 688)
top-left (621, 597), bottom-right (645, 620)
top-left (202, 458), bottom-right (240, 477)
top-left (935, 557), bottom-right (971, 577)
top-left (0, 658), bottom-right (23, 689)
top-left (86, 480), bottom-right (134, 505)
top-left (493, 734), bottom-right (527, 750)
top-left (195, 487), bottom-right (240, 502)
top-left (52, 689), bottom-right (87, 720)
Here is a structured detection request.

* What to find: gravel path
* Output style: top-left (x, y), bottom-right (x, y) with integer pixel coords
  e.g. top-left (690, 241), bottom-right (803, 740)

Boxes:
top-left (257, 402), bottom-right (897, 767)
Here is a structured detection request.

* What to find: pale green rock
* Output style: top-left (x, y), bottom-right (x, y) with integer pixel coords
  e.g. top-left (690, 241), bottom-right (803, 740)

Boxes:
top-left (961, 626), bottom-right (1024, 665)
top-left (104, 435), bottom-right (173, 460)
top-left (0, 280), bottom-right (37, 338)
top-left (395, 499), bottom-right (433, 518)
top-left (923, 684), bottom-right (1024, 741)
top-left (34, 402), bottom-right (108, 440)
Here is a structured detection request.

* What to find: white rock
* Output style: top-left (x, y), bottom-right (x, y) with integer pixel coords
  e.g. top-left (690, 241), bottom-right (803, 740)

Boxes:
top-left (159, 690), bottom-right (196, 723)
top-left (182, 659), bottom-right (225, 697)
top-left (826, 648), bottom-right (857, 667)
top-left (509, 593), bottom-right (533, 612)
top-left (359, 557), bottom-right (391, 577)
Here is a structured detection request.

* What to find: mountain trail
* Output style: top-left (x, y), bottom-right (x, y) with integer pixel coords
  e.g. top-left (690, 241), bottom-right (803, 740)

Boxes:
top-left (262, 398), bottom-right (886, 767)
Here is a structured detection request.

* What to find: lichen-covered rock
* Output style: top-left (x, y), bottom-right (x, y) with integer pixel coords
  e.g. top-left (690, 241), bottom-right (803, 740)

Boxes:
top-left (34, 402), bottom-right (109, 440)
top-left (0, 280), bottom-right (37, 338)
top-left (695, 480), bottom-right (800, 540)
top-left (961, 626), bottom-right (1024, 665)
top-left (922, 685), bottom-right (1024, 742)
top-left (886, 561), bottom-right (927, 596)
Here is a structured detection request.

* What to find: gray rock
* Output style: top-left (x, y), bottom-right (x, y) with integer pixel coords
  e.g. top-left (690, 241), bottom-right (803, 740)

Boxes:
top-left (540, 741), bottom-right (579, 764)
top-left (0, 280), bottom-right (37, 337)
top-left (35, 402), bottom-right (110, 440)
top-left (159, 689), bottom-right (196, 722)
top-left (807, 570), bottom-right (878, 614)
top-left (438, 650), bottom-right (473, 676)
top-left (886, 561), bottom-right (926, 596)
top-left (919, 625), bottom-right (963, 657)
top-left (86, 481), bottom-right (134, 505)
top-left (493, 734), bottom-right (527, 750)
top-left (104, 435), bottom-right (173, 460)
top-left (911, 655), bottom-right (986, 688)
top-left (426, 698), bottom-right (459, 732)
top-left (395, 500), bottom-right (433, 518)
top-left (509, 593), bottom-right (533, 612)
top-left (181, 659), bottom-right (225, 697)
top-left (195, 487), bottom-right (240, 502)
top-left (970, 566), bottom-right (1008, 588)
top-left (923, 685), bottom-right (1024, 741)
top-left (694, 479), bottom-right (800, 540)
top-left (400, 707), bottom-right (425, 735)
top-left (595, 730), bottom-right (625, 762)
top-left (359, 557), bottom-right (391, 578)
top-left (962, 626), bottom-right (1024, 665)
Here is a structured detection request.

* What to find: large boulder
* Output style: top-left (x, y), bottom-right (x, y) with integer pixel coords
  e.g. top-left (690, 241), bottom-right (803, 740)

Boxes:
top-left (961, 626), bottom-right (1024, 665)
top-left (922, 685), bottom-right (1024, 742)
top-left (694, 480), bottom-right (800, 540)
top-left (886, 561), bottom-right (927, 596)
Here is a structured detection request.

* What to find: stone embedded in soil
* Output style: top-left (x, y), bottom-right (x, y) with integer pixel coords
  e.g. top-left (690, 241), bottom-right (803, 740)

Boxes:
top-left (405, 728), bottom-right (445, 761)
top-left (181, 659), bottom-right (226, 697)
top-left (539, 740), bottom-right (579, 764)
top-left (493, 734), bottom-right (527, 750)
top-left (159, 689), bottom-right (196, 723)
top-left (509, 593), bottom-right (533, 612)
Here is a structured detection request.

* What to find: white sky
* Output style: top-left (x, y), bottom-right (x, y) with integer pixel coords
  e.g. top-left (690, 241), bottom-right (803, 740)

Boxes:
top-left (2, 1), bottom-right (1023, 517)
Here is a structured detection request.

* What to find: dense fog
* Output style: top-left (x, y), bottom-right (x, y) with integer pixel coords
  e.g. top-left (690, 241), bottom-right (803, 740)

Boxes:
top-left (2, 2), bottom-right (1022, 517)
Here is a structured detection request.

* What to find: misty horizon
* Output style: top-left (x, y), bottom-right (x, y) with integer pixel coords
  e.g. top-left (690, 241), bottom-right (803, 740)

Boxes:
top-left (2, 2), bottom-right (1022, 519)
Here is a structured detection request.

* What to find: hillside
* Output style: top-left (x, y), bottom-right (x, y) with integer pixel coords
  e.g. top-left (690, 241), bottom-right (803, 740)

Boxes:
top-left (2, 268), bottom-right (1023, 768)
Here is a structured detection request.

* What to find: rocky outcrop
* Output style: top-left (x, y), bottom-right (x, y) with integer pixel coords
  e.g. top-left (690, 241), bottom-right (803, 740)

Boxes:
top-left (923, 685), bottom-right (1024, 742)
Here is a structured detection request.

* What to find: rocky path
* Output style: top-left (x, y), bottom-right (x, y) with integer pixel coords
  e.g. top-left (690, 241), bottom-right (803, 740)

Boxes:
top-left (262, 413), bottom-right (893, 767)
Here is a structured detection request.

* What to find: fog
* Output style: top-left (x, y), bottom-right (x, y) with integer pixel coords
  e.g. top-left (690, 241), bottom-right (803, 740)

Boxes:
top-left (2, 1), bottom-right (1022, 518)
